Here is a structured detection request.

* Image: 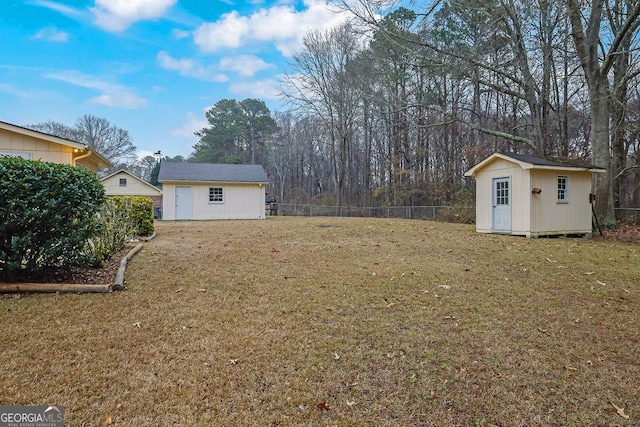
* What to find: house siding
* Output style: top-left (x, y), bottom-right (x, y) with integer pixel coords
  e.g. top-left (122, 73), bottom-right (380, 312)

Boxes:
top-left (0, 127), bottom-right (74, 165)
top-left (0, 123), bottom-right (111, 172)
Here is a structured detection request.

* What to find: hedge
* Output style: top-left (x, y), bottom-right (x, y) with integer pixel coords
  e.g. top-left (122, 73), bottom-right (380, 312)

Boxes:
top-left (0, 156), bottom-right (105, 280)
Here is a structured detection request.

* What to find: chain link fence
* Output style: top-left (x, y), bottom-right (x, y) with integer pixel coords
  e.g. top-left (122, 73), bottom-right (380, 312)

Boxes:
top-left (271, 204), bottom-right (639, 225)
top-left (272, 204), bottom-right (475, 223)
top-left (615, 208), bottom-right (640, 225)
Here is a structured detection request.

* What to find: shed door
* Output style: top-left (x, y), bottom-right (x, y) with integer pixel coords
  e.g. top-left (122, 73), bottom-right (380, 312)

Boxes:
top-left (175, 186), bottom-right (192, 220)
top-left (492, 177), bottom-right (511, 232)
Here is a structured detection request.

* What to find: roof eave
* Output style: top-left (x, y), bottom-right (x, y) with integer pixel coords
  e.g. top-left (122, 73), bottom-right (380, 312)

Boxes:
top-left (159, 179), bottom-right (269, 185)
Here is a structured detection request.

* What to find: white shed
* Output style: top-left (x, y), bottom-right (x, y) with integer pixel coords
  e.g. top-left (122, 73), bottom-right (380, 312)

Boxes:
top-left (158, 162), bottom-right (269, 220)
top-left (464, 152), bottom-right (605, 237)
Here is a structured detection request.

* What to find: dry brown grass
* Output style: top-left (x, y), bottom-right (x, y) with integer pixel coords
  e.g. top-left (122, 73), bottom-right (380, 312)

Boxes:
top-left (1, 217), bottom-right (639, 426)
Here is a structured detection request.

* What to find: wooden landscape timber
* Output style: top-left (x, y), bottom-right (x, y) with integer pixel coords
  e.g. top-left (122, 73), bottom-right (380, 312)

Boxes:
top-left (0, 283), bottom-right (111, 293)
top-left (112, 243), bottom-right (144, 291)
top-left (1, 242), bottom-right (147, 294)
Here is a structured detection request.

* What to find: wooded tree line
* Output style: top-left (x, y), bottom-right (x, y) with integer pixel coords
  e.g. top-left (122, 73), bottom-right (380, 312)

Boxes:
top-left (264, 0), bottom-right (640, 225)
top-left (28, 0), bottom-right (640, 226)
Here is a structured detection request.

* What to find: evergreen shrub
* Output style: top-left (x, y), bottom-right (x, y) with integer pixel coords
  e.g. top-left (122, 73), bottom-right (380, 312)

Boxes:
top-left (0, 156), bottom-right (105, 280)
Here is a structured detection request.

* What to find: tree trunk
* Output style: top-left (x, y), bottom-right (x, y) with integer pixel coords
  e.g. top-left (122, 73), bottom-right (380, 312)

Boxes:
top-left (590, 83), bottom-right (616, 226)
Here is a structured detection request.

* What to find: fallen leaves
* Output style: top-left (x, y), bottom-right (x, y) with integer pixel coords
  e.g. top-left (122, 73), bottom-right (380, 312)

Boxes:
top-left (610, 400), bottom-right (630, 419)
top-left (316, 402), bottom-right (330, 411)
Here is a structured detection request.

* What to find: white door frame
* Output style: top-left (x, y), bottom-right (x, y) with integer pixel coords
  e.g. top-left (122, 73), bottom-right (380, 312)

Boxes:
top-left (492, 177), bottom-right (511, 232)
top-left (175, 186), bottom-right (192, 220)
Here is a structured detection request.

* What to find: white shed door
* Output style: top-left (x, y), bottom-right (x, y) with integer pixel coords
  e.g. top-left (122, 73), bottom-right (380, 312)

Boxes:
top-left (492, 177), bottom-right (511, 232)
top-left (175, 186), bottom-right (192, 220)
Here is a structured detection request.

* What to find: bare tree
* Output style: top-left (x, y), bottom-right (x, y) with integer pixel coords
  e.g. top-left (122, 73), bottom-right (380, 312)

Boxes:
top-left (29, 115), bottom-right (137, 165)
top-left (282, 22), bottom-right (364, 212)
top-left (565, 0), bottom-right (640, 225)
top-left (75, 114), bottom-right (137, 164)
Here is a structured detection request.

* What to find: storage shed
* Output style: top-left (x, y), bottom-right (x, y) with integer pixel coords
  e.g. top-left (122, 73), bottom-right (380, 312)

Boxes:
top-left (158, 162), bottom-right (269, 220)
top-left (464, 152), bottom-right (605, 237)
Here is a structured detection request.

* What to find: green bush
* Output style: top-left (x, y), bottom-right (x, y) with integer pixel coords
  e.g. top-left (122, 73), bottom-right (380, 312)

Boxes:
top-left (84, 196), bottom-right (154, 267)
top-left (0, 156), bottom-right (105, 280)
top-left (110, 196), bottom-right (154, 237)
top-left (87, 197), bottom-right (137, 265)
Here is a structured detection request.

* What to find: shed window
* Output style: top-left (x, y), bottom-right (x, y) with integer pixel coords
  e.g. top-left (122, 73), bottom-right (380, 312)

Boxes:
top-left (209, 187), bottom-right (223, 203)
top-left (495, 180), bottom-right (509, 205)
top-left (557, 176), bottom-right (568, 202)
top-left (119, 178), bottom-right (127, 187)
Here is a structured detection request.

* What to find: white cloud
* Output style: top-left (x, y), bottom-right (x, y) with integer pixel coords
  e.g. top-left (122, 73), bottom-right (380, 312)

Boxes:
top-left (91, 0), bottom-right (177, 32)
top-left (32, 27), bottom-right (69, 42)
top-left (219, 55), bottom-right (273, 77)
top-left (31, 0), bottom-right (84, 19)
top-left (171, 112), bottom-right (208, 138)
top-left (89, 93), bottom-right (147, 108)
top-left (136, 150), bottom-right (156, 159)
top-left (193, 0), bottom-right (346, 57)
top-left (157, 51), bottom-right (228, 82)
top-left (44, 70), bottom-right (148, 109)
top-left (229, 79), bottom-right (281, 100)
top-left (172, 28), bottom-right (190, 39)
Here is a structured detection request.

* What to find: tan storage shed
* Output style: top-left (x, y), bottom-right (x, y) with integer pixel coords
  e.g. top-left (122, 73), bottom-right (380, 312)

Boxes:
top-left (465, 153), bottom-right (605, 237)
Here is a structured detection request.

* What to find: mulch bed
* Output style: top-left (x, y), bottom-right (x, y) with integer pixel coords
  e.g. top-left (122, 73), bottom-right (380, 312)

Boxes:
top-left (1, 243), bottom-right (136, 286)
top-left (598, 223), bottom-right (640, 243)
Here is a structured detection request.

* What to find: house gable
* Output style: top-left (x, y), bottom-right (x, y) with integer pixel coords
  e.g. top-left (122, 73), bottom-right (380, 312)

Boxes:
top-left (100, 169), bottom-right (162, 196)
top-left (0, 120), bottom-right (112, 171)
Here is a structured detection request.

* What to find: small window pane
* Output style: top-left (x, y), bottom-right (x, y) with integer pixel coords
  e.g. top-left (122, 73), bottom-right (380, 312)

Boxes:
top-left (119, 178), bottom-right (127, 187)
top-left (209, 187), bottom-right (223, 202)
top-left (557, 176), bottom-right (568, 202)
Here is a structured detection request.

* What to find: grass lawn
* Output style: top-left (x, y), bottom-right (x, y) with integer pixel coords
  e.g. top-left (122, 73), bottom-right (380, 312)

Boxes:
top-left (1, 217), bottom-right (638, 426)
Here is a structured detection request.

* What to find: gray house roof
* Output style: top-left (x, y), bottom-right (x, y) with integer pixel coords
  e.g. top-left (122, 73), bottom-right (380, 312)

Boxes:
top-left (158, 162), bottom-right (269, 184)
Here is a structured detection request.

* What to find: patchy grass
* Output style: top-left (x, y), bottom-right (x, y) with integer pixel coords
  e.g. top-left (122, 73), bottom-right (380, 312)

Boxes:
top-left (1, 217), bottom-right (638, 426)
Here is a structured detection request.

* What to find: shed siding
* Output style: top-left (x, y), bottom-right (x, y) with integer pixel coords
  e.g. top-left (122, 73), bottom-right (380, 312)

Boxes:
top-left (529, 170), bottom-right (593, 235)
top-left (474, 158), bottom-right (530, 233)
top-left (162, 182), bottom-right (265, 220)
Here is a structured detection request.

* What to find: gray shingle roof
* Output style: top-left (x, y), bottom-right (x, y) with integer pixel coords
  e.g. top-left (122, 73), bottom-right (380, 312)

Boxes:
top-left (500, 152), bottom-right (604, 170)
top-left (158, 162), bottom-right (269, 183)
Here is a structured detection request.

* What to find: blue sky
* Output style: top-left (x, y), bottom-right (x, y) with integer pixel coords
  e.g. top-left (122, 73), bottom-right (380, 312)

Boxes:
top-left (0, 0), bottom-right (346, 159)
